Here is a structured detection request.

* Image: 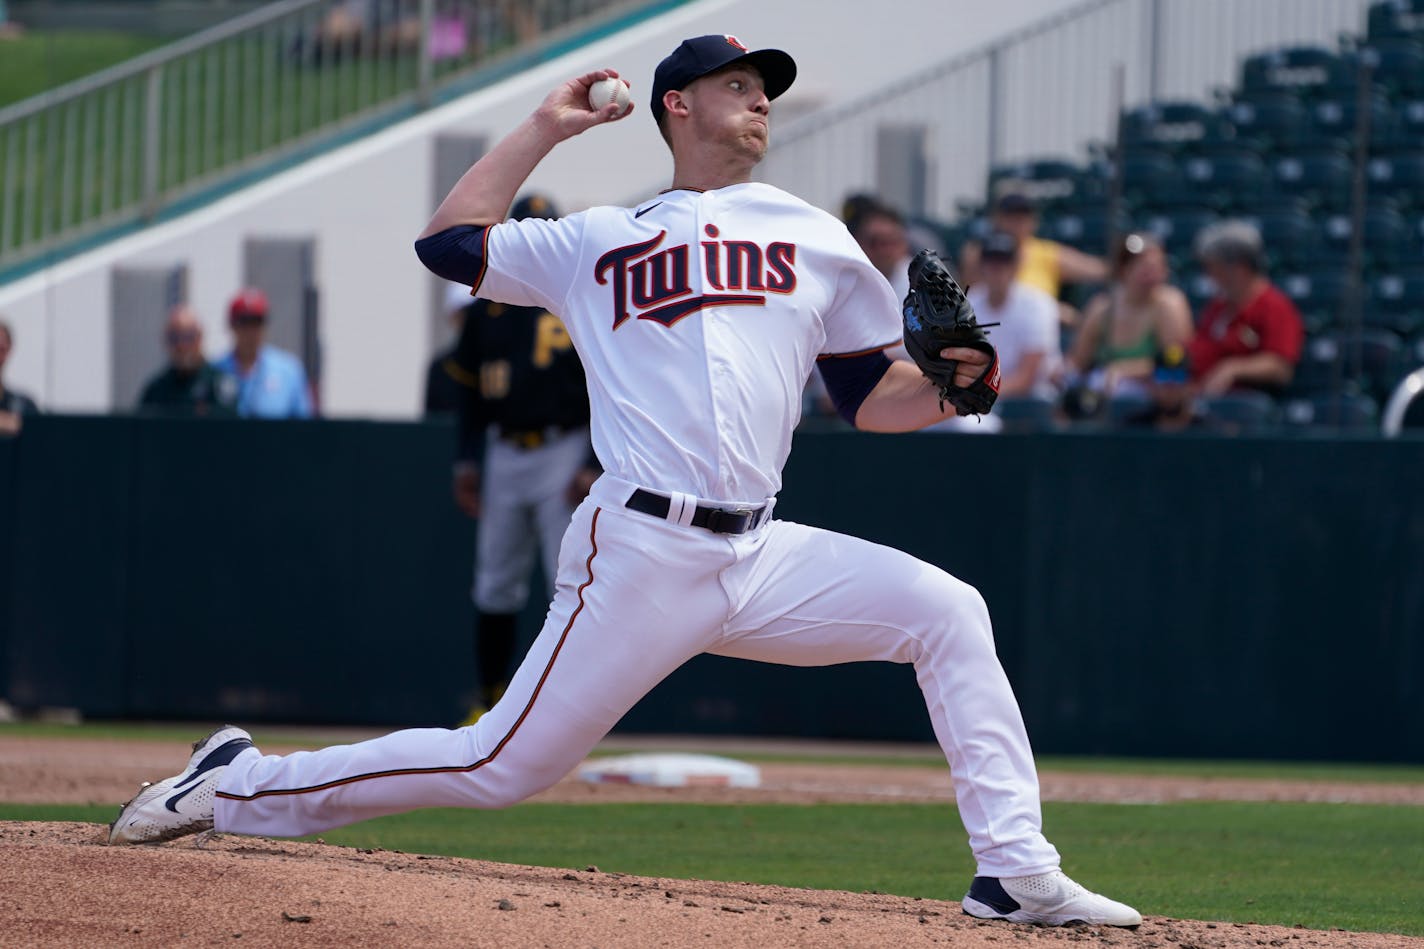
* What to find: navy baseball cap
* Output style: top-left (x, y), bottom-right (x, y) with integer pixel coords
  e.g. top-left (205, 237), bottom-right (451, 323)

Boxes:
top-left (510, 193), bottom-right (558, 221)
top-left (981, 230), bottom-right (1020, 260)
top-left (650, 34), bottom-right (797, 125)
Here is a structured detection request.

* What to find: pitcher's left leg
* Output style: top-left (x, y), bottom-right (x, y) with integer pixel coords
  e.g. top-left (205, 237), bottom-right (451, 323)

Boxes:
top-left (713, 520), bottom-right (1055, 877)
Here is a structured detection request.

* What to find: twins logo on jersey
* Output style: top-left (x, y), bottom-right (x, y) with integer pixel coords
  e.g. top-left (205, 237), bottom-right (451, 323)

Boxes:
top-left (594, 225), bottom-right (797, 329)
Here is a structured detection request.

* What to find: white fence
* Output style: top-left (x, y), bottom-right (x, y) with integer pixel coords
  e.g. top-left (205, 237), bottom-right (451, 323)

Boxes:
top-left (757, 0), bottom-right (1376, 218)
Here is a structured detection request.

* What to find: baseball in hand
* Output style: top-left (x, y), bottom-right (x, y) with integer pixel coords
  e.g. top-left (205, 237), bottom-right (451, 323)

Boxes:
top-left (588, 77), bottom-right (632, 116)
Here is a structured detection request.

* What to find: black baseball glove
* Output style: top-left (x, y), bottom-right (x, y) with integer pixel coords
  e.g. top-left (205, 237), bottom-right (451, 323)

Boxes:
top-left (901, 249), bottom-right (1001, 417)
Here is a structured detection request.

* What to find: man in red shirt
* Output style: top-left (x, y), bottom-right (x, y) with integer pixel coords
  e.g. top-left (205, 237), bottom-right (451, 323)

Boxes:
top-left (1189, 221), bottom-right (1304, 396)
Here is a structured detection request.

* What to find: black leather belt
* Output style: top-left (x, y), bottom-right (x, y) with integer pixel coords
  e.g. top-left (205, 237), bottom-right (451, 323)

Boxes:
top-left (625, 488), bottom-right (769, 535)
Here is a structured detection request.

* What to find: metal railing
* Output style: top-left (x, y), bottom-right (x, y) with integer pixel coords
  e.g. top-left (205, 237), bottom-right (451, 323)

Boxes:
top-left (0, 0), bottom-right (663, 271)
top-left (758, 0), bottom-right (1376, 218)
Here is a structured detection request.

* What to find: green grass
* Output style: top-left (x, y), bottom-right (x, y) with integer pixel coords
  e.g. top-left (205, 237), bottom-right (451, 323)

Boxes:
top-left (6, 801), bottom-right (1421, 936)
top-left (7, 720), bottom-right (1424, 783)
top-left (0, 31), bottom-right (167, 106)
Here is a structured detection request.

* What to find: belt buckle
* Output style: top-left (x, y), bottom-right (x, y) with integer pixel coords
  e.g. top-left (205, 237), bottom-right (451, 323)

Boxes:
top-left (707, 506), bottom-right (759, 534)
top-left (515, 431), bottom-right (543, 449)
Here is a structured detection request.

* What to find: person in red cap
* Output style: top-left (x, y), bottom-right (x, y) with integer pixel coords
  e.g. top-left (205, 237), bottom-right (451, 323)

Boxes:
top-left (214, 288), bottom-right (314, 419)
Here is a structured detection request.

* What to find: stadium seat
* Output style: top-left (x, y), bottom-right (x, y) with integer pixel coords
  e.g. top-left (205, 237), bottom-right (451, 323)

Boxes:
top-left (1242, 207), bottom-right (1321, 269)
top-left (1223, 96), bottom-right (1309, 149)
top-left (1322, 206), bottom-right (1413, 265)
top-left (1180, 270), bottom-right (1217, 314)
top-left (1119, 101), bottom-right (1233, 154)
top-left (1278, 270), bottom-right (1357, 333)
top-left (1310, 95), bottom-right (1398, 150)
top-left (1119, 151), bottom-right (1181, 206)
top-left (1366, 151), bottom-right (1424, 208)
top-left (1367, 0), bottom-right (1424, 42)
top-left (1041, 206), bottom-right (1124, 254)
top-left (1401, 100), bottom-right (1424, 144)
top-left (1142, 209), bottom-right (1218, 256)
top-left (993, 396), bottom-right (1058, 433)
top-left (1368, 271), bottom-right (1424, 334)
top-left (1356, 39), bottom-right (1424, 97)
top-left (1298, 329), bottom-right (1409, 400)
top-left (1201, 392), bottom-right (1280, 434)
top-left (1282, 393), bottom-right (1380, 431)
top-left (1290, 334), bottom-right (1349, 394)
top-left (1240, 47), bottom-right (1352, 100)
top-left (1409, 330), bottom-right (1424, 368)
top-left (1180, 152), bottom-right (1270, 210)
top-left (988, 159), bottom-right (1083, 208)
top-left (1272, 151), bottom-right (1355, 209)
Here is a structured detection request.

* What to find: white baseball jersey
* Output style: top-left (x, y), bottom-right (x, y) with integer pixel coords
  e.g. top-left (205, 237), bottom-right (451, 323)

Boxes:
top-left (475, 182), bottom-right (901, 502)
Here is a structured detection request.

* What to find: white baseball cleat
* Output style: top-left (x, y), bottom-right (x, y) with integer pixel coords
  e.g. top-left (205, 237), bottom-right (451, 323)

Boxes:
top-left (107, 725), bottom-right (255, 845)
top-left (962, 870), bottom-right (1142, 927)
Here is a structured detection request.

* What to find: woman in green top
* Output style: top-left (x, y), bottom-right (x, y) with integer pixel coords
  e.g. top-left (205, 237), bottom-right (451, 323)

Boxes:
top-left (1065, 233), bottom-right (1194, 395)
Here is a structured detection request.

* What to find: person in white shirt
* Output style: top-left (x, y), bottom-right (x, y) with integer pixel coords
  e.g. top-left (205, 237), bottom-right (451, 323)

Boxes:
top-left (966, 231), bottom-right (1061, 400)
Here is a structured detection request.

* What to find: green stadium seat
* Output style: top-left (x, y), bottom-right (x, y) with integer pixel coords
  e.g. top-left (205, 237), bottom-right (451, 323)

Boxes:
top-left (1322, 206), bottom-right (1413, 265)
top-left (1119, 101), bottom-right (1232, 154)
top-left (1201, 392), bottom-right (1280, 434)
top-left (1272, 151), bottom-right (1355, 209)
top-left (1288, 331), bottom-right (1405, 400)
top-left (1181, 270), bottom-right (1217, 315)
top-left (1142, 209), bottom-right (1218, 256)
top-left (1223, 96), bottom-right (1309, 149)
top-left (1368, 271), bottom-right (1424, 334)
top-left (1241, 47), bottom-right (1352, 100)
top-left (993, 396), bottom-right (1058, 433)
top-left (1409, 330), bottom-right (1424, 368)
top-left (1356, 40), bottom-right (1424, 97)
top-left (1282, 393), bottom-right (1380, 431)
top-left (1242, 207), bottom-right (1320, 265)
top-left (1401, 100), bottom-right (1424, 144)
top-left (1119, 151), bottom-right (1180, 206)
top-left (989, 159), bottom-right (1084, 208)
top-left (1041, 206), bottom-right (1124, 254)
top-left (1180, 152), bottom-right (1270, 210)
top-left (1278, 270), bottom-right (1356, 333)
top-left (1368, 0), bottom-right (1424, 42)
top-left (1310, 95), bottom-right (1399, 149)
top-left (1366, 151), bottom-right (1424, 208)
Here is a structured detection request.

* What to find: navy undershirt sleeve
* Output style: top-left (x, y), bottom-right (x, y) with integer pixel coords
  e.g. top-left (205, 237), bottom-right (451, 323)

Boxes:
top-left (816, 350), bottom-right (894, 426)
top-left (414, 224), bottom-right (491, 286)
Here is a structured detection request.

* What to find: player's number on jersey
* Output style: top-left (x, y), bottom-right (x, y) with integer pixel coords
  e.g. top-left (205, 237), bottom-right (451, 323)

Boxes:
top-left (533, 313), bottom-right (573, 369)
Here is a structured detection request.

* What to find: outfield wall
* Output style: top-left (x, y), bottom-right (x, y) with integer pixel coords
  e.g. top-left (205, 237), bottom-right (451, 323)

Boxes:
top-left (2, 417), bottom-right (1421, 762)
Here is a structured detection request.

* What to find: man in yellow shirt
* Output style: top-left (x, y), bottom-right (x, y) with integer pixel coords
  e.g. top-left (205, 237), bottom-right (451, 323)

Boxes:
top-left (959, 192), bottom-right (1107, 300)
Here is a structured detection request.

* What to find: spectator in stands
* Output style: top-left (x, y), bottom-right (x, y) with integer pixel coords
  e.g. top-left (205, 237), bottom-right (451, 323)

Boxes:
top-left (1125, 344), bottom-right (1200, 432)
top-left (215, 289), bottom-right (315, 419)
top-left (1065, 233), bottom-right (1194, 395)
top-left (137, 305), bottom-right (238, 417)
top-left (1189, 221), bottom-right (1304, 396)
top-left (424, 283), bottom-right (472, 417)
top-left (0, 319), bottom-right (38, 436)
top-left (967, 231), bottom-right (1060, 399)
top-left (959, 192), bottom-right (1108, 298)
top-left (844, 195), bottom-right (914, 299)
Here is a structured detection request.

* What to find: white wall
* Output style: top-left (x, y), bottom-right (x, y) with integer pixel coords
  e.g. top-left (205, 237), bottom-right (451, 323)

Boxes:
top-left (0, 0), bottom-right (1091, 418)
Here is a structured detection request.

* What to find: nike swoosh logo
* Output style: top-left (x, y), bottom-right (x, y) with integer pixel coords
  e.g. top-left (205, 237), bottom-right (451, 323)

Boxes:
top-left (634, 202), bottom-right (662, 219)
top-left (173, 737), bottom-right (254, 788)
top-left (165, 782), bottom-right (201, 813)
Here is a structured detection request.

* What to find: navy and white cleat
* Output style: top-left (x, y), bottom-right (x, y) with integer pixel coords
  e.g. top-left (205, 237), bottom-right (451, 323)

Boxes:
top-left (962, 871), bottom-right (1142, 927)
top-left (107, 725), bottom-right (254, 845)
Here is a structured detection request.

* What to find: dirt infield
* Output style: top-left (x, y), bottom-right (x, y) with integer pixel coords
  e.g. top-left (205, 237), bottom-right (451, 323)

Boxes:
top-left (4, 822), bottom-right (1421, 949)
top-left (2, 732), bottom-right (1422, 947)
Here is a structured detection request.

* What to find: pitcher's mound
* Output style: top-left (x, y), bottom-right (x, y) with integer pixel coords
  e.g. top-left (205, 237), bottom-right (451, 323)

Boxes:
top-left (0, 822), bottom-right (1416, 948)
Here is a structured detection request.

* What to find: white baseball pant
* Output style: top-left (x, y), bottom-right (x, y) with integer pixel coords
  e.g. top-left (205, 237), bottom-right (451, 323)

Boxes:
top-left (215, 474), bottom-right (1061, 877)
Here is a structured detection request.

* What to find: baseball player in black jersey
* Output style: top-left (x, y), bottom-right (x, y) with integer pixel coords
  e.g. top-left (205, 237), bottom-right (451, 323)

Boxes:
top-left (442, 193), bottom-right (600, 724)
